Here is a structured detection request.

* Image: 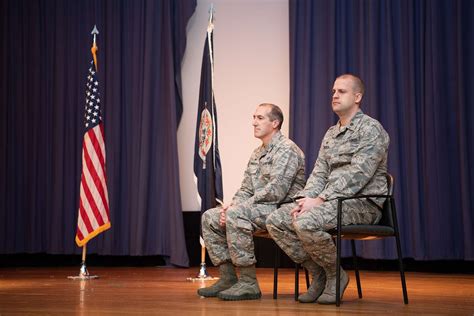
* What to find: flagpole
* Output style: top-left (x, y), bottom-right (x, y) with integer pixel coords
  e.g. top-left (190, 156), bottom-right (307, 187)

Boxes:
top-left (191, 244), bottom-right (214, 280)
top-left (188, 5), bottom-right (220, 282)
top-left (68, 24), bottom-right (105, 281)
top-left (91, 25), bottom-right (99, 71)
top-left (201, 245), bottom-right (206, 264)
top-left (79, 245), bottom-right (89, 277)
top-left (82, 244), bottom-right (87, 262)
top-left (68, 243), bottom-right (99, 280)
top-left (78, 244), bottom-right (95, 278)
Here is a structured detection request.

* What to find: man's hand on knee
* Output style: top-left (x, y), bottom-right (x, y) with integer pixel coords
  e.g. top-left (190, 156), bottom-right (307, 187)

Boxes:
top-left (219, 203), bottom-right (233, 226)
top-left (291, 197), bottom-right (325, 218)
top-left (290, 203), bottom-right (302, 219)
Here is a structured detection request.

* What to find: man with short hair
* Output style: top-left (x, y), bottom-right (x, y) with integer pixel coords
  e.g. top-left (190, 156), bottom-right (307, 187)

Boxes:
top-left (198, 103), bottom-right (306, 301)
top-left (266, 74), bottom-right (390, 304)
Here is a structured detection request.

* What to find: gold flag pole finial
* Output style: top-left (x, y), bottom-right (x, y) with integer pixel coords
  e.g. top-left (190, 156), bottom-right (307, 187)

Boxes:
top-left (91, 25), bottom-right (99, 71)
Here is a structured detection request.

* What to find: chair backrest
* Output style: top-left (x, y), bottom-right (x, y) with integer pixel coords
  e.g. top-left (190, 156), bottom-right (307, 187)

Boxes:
top-left (377, 173), bottom-right (395, 228)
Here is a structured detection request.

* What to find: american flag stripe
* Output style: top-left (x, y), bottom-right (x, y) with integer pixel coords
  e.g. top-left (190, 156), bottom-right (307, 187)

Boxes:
top-left (83, 130), bottom-right (109, 217)
top-left (82, 165), bottom-right (109, 225)
top-left (88, 127), bottom-right (106, 172)
top-left (78, 190), bottom-right (94, 232)
top-left (77, 207), bottom-right (93, 245)
top-left (77, 229), bottom-right (84, 241)
top-left (77, 203), bottom-right (88, 237)
top-left (77, 148), bottom-right (109, 245)
top-left (97, 125), bottom-right (106, 163)
top-left (87, 127), bottom-right (109, 205)
top-left (75, 55), bottom-right (111, 247)
top-left (80, 172), bottom-right (102, 228)
top-left (81, 156), bottom-right (105, 226)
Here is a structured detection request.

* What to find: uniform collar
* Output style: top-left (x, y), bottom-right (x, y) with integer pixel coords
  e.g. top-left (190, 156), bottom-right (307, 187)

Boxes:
top-left (259, 131), bottom-right (283, 155)
top-left (336, 109), bottom-right (364, 134)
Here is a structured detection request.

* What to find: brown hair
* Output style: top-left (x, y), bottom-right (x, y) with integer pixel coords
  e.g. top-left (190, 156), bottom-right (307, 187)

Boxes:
top-left (259, 103), bottom-right (283, 130)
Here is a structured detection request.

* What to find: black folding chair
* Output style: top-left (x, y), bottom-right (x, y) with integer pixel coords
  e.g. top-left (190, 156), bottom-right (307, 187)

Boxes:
top-left (330, 173), bottom-right (409, 306)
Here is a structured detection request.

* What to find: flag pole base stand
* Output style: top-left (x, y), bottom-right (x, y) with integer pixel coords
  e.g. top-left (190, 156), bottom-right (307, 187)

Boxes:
top-left (67, 263), bottom-right (99, 280)
top-left (187, 263), bottom-right (219, 281)
top-left (68, 275), bottom-right (99, 280)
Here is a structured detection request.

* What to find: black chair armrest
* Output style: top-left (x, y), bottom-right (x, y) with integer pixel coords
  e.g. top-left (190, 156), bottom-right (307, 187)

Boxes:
top-left (337, 194), bottom-right (392, 202)
top-left (335, 194), bottom-right (392, 234)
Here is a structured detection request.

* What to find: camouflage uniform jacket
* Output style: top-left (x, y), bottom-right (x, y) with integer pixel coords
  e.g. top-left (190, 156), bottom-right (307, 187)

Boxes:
top-left (298, 110), bottom-right (390, 204)
top-left (232, 131), bottom-right (306, 207)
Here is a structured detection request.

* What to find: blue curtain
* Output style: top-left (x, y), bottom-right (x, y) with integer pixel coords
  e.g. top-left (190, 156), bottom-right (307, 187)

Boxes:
top-left (0, 0), bottom-right (196, 266)
top-left (289, 0), bottom-right (474, 260)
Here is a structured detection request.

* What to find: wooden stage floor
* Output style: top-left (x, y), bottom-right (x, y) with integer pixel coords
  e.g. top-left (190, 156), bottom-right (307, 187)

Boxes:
top-left (1, 267), bottom-right (473, 315)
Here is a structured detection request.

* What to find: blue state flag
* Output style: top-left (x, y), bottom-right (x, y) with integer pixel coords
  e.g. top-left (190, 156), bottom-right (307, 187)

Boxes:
top-left (194, 20), bottom-right (223, 218)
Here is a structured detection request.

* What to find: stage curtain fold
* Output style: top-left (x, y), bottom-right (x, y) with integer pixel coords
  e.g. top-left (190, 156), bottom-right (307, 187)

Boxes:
top-left (289, 0), bottom-right (474, 260)
top-left (0, 0), bottom-right (196, 267)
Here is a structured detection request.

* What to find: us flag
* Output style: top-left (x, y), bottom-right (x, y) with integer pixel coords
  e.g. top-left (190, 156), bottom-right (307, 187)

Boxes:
top-left (75, 52), bottom-right (111, 247)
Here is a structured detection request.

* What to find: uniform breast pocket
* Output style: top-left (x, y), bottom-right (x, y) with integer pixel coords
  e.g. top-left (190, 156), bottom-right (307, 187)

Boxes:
top-left (259, 161), bottom-right (272, 179)
top-left (247, 162), bottom-right (259, 184)
top-left (330, 143), bottom-right (357, 167)
top-left (339, 137), bottom-right (359, 157)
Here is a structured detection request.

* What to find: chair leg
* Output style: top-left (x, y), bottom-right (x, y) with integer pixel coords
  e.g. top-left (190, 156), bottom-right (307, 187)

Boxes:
top-left (336, 203), bottom-right (342, 307)
top-left (395, 235), bottom-right (409, 304)
top-left (351, 240), bottom-right (362, 298)
top-left (391, 198), bottom-right (409, 304)
top-left (294, 263), bottom-right (300, 301)
top-left (273, 242), bottom-right (280, 299)
top-left (336, 242), bottom-right (341, 306)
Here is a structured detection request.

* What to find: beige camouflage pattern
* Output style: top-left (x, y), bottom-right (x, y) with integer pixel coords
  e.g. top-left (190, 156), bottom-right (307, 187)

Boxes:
top-left (267, 110), bottom-right (389, 273)
top-left (298, 110), bottom-right (390, 206)
top-left (231, 131), bottom-right (306, 207)
top-left (202, 131), bottom-right (305, 267)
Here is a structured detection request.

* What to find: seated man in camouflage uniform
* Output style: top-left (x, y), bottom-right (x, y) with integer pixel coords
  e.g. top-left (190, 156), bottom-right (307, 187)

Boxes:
top-left (198, 103), bottom-right (306, 301)
top-left (266, 74), bottom-right (390, 304)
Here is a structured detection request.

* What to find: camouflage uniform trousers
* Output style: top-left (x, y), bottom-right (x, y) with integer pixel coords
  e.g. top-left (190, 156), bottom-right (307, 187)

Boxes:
top-left (266, 199), bottom-right (381, 272)
top-left (202, 203), bottom-right (276, 267)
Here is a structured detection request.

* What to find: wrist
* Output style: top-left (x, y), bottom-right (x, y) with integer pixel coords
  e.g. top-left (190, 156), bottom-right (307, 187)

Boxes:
top-left (318, 193), bottom-right (328, 201)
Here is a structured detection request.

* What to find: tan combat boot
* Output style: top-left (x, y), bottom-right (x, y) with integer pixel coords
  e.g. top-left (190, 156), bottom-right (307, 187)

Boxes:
top-left (317, 267), bottom-right (350, 304)
top-left (197, 262), bottom-right (238, 297)
top-left (217, 265), bottom-right (262, 301)
top-left (298, 260), bottom-right (327, 303)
